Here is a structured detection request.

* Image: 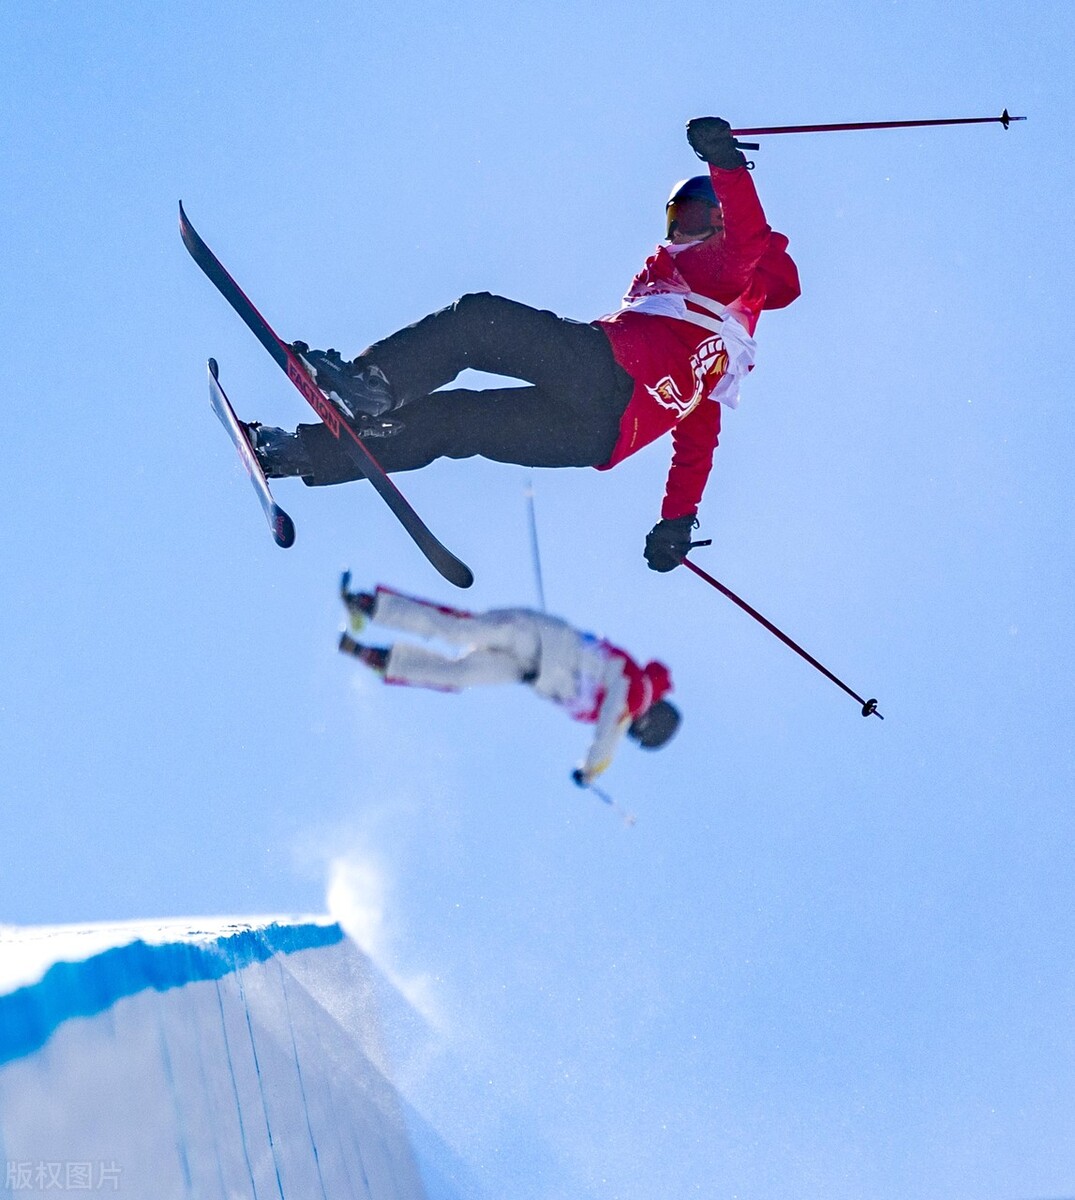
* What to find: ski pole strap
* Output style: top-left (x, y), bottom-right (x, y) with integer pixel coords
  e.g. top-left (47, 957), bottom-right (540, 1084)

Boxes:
top-left (681, 557), bottom-right (883, 719)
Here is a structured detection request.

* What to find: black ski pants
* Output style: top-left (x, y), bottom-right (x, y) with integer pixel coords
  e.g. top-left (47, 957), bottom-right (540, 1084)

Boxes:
top-left (297, 292), bottom-right (634, 485)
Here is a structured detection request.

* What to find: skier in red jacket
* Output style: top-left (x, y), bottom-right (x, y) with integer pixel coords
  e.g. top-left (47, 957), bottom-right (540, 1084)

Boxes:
top-left (248, 117), bottom-right (800, 570)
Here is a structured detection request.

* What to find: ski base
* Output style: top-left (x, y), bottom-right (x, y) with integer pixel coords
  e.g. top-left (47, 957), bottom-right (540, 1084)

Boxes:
top-left (208, 358), bottom-right (296, 549)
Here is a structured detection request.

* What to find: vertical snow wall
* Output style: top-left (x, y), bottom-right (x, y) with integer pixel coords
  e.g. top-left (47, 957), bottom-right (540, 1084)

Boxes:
top-left (0, 918), bottom-right (450, 1199)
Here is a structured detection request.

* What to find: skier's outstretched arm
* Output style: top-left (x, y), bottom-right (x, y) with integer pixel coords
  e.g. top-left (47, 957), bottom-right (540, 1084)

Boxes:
top-left (575, 665), bottom-right (632, 784)
top-left (681, 118), bottom-right (771, 294)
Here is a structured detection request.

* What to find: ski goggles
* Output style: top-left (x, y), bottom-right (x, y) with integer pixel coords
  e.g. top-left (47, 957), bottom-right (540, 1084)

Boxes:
top-left (665, 196), bottom-right (724, 240)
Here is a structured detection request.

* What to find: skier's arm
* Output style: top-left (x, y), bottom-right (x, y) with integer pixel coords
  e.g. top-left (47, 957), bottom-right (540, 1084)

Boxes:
top-left (576, 665), bottom-right (632, 782)
top-left (661, 396), bottom-right (722, 521)
top-left (680, 165), bottom-right (772, 297)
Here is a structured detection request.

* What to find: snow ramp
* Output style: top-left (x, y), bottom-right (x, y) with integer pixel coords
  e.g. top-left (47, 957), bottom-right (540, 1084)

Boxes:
top-left (0, 917), bottom-right (467, 1198)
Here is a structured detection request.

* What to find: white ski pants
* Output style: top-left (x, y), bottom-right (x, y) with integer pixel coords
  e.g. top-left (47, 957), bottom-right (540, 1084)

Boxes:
top-left (374, 590), bottom-right (541, 692)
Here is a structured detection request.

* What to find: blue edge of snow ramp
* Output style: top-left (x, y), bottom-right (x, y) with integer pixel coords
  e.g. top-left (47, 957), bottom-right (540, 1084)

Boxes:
top-left (0, 921), bottom-right (343, 1068)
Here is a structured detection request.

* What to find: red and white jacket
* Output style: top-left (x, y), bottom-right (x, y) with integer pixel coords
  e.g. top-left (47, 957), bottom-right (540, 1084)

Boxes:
top-left (529, 625), bottom-right (672, 779)
top-left (593, 164), bottom-right (800, 519)
top-left (370, 588), bottom-right (672, 780)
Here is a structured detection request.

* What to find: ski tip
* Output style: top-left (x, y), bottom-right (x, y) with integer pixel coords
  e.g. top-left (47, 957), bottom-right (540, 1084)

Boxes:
top-left (445, 561), bottom-right (475, 589)
top-left (272, 510), bottom-right (296, 549)
top-left (208, 357), bottom-right (219, 378)
top-left (178, 202), bottom-right (199, 254)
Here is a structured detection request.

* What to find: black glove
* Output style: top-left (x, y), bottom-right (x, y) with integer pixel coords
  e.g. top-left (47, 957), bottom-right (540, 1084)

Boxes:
top-left (686, 117), bottom-right (747, 170)
top-left (571, 768), bottom-right (588, 787)
top-left (644, 514), bottom-right (698, 572)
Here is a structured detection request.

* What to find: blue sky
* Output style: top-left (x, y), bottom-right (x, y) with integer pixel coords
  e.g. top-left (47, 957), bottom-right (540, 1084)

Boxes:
top-left (2, 2), bottom-right (1073, 1197)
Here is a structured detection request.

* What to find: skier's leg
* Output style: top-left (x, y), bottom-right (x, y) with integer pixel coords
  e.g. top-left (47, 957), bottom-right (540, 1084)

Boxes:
top-left (362, 294), bottom-right (633, 468)
top-left (385, 642), bottom-right (533, 690)
top-left (297, 376), bottom-right (631, 482)
top-left (337, 635), bottom-right (389, 671)
top-left (261, 294), bottom-right (634, 483)
top-left (359, 292), bottom-right (623, 404)
top-left (366, 589), bottom-right (478, 643)
top-left (370, 591), bottom-right (540, 658)
top-left (246, 418), bottom-right (366, 485)
top-left (378, 384), bottom-right (625, 470)
top-left (245, 423), bottom-right (314, 478)
top-left (260, 292), bottom-right (633, 484)
top-left (256, 386), bottom-right (611, 483)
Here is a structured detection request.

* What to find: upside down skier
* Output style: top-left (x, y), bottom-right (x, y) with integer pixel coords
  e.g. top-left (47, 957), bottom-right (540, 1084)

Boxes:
top-left (247, 116), bottom-right (800, 572)
top-left (337, 575), bottom-right (680, 785)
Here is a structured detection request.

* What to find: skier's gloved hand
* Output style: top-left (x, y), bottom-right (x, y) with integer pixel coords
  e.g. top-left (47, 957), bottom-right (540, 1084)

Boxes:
top-left (571, 768), bottom-right (589, 788)
top-left (644, 514), bottom-right (698, 572)
top-left (686, 117), bottom-right (747, 170)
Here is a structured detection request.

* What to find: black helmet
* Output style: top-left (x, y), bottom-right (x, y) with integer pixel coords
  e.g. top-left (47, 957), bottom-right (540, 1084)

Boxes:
top-left (665, 175), bottom-right (722, 240)
top-left (628, 699), bottom-right (681, 750)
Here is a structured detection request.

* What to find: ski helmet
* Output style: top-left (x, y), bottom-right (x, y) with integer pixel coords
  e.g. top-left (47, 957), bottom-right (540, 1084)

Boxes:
top-left (665, 175), bottom-right (722, 240)
top-left (628, 699), bottom-right (681, 750)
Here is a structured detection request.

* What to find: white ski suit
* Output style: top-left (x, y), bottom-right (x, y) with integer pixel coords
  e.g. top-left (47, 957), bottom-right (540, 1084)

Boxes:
top-left (369, 588), bottom-right (672, 780)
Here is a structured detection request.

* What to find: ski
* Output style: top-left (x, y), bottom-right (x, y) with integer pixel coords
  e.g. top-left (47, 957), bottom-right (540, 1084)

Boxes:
top-left (179, 202), bottom-right (474, 589)
top-left (207, 358), bottom-right (296, 548)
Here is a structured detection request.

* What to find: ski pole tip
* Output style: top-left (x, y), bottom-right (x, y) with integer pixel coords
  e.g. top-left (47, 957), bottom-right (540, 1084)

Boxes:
top-left (862, 698), bottom-right (884, 719)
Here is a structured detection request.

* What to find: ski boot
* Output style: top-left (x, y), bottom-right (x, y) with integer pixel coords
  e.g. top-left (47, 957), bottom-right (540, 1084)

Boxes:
top-left (291, 342), bottom-right (404, 437)
top-left (339, 570), bottom-right (377, 632)
top-left (338, 632), bottom-right (389, 673)
top-left (244, 422), bottom-right (313, 479)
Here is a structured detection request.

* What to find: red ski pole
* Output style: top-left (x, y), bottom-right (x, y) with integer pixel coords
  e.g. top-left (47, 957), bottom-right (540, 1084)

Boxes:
top-left (732, 108), bottom-right (1023, 139)
top-left (681, 555), bottom-right (882, 719)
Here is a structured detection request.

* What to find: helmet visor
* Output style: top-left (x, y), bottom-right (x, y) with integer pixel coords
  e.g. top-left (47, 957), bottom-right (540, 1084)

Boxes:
top-left (666, 196), bottom-right (722, 240)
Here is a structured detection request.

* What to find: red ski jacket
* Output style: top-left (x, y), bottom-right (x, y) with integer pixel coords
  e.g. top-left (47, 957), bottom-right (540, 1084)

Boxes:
top-left (594, 164), bottom-right (800, 519)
